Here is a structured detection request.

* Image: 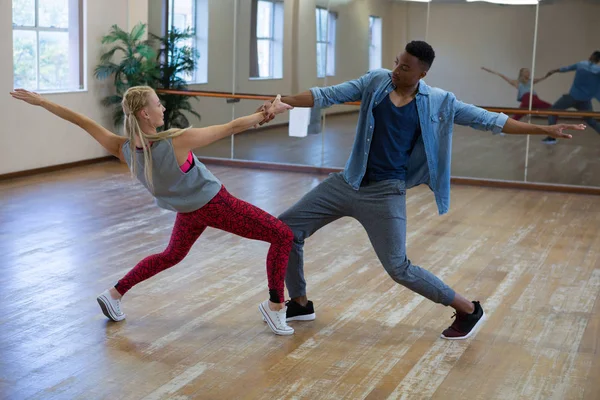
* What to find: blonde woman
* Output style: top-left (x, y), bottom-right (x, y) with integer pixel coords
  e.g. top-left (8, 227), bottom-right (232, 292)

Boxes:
top-left (10, 86), bottom-right (295, 336)
top-left (481, 66), bottom-right (554, 120)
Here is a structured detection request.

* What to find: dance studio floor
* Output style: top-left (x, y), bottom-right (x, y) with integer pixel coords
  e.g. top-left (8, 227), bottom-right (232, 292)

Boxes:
top-left (1, 162), bottom-right (599, 399)
top-left (196, 112), bottom-right (600, 187)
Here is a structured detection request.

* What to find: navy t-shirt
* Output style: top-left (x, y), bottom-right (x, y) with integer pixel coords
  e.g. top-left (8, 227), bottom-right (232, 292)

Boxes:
top-left (362, 95), bottom-right (422, 184)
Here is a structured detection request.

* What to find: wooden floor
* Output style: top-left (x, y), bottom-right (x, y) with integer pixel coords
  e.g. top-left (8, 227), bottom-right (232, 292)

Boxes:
top-left (1, 162), bottom-right (600, 399)
top-left (195, 112), bottom-right (600, 187)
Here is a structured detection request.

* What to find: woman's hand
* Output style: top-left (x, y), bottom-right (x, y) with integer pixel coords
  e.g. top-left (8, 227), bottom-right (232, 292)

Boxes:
top-left (10, 89), bottom-right (44, 106)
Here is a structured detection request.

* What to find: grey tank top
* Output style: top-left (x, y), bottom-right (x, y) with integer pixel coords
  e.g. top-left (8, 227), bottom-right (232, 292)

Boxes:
top-left (517, 80), bottom-right (536, 101)
top-left (121, 138), bottom-right (222, 213)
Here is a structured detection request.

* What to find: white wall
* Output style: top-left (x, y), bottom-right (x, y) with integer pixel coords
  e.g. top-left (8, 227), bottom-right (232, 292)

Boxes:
top-left (1, 0), bottom-right (128, 175)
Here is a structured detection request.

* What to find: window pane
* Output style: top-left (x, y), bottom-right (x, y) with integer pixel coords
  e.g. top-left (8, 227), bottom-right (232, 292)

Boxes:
top-left (13, 30), bottom-right (37, 89)
top-left (316, 9), bottom-right (327, 42)
top-left (12, 0), bottom-right (35, 26)
top-left (38, 31), bottom-right (70, 90)
top-left (39, 0), bottom-right (69, 28)
top-left (172, 0), bottom-right (194, 31)
top-left (257, 39), bottom-right (271, 78)
top-left (257, 1), bottom-right (273, 38)
top-left (316, 42), bottom-right (326, 78)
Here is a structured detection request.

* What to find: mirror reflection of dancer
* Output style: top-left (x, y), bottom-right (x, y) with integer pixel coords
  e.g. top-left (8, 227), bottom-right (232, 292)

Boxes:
top-left (10, 87), bottom-right (297, 336)
top-left (481, 67), bottom-right (553, 120)
top-left (542, 51), bottom-right (600, 144)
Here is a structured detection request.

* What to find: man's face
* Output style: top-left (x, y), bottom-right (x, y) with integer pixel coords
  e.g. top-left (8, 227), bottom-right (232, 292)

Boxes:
top-left (392, 51), bottom-right (427, 88)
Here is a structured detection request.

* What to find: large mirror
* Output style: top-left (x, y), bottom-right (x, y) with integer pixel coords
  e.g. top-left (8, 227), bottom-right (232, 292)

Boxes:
top-left (527, 0), bottom-right (600, 187)
top-left (424, 0), bottom-right (537, 182)
top-left (230, 0), bottom-right (328, 166)
top-left (148, 0), bottom-right (599, 192)
top-left (149, 0), bottom-right (236, 159)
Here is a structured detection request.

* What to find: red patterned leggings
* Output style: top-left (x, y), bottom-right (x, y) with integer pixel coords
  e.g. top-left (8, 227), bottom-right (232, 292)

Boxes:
top-left (114, 186), bottom-right (293, 303)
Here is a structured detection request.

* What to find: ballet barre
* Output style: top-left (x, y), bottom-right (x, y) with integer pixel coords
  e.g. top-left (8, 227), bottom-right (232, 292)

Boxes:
top-left (155, 89), bottom-right (600, 119)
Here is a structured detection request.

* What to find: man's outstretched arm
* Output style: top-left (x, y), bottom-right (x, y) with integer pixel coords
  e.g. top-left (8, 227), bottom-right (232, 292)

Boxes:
top-left (453, 99), bottom-right (585, 139)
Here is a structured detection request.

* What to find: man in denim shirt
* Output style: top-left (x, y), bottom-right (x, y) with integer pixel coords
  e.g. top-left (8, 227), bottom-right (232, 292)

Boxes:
top-left (260, 41), bottom-right (583, 339)
top-left (542, 51), bottom-right (600, 144)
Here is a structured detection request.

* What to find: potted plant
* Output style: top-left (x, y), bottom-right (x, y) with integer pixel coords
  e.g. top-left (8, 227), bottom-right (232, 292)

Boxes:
top-left (151, 27), bottom-right (201, 130)
top-left (94, 23), bottom-right (157, 128)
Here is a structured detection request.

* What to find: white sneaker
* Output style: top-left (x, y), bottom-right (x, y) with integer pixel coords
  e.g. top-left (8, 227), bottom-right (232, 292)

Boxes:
top-left (259, 300), bottom-right (294, 336)
top-left (97, 289), bottom-right (126, 322)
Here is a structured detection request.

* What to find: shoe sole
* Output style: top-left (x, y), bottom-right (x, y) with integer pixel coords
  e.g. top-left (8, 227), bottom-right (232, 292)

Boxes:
top-left (97, 295), bottom-right (125, 322)
top-left (286, 313), bottom-right (316, 322)
top-left (262, 313), bottom-right (316, 323)
top-left (259, 303), bottom-right (294, 336)
top-left (440, 311), bottom-right (486, 340)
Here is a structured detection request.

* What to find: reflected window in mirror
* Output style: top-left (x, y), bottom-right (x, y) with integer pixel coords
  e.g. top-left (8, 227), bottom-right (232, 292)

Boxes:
top-left (250, 0), bottom-right (284, 79)
top-left (167, 0), bottom-right (208, 84)
top-left (369, 16), bottom-right (382, 71)
top-left (316, 7), bottom-right (336, 78)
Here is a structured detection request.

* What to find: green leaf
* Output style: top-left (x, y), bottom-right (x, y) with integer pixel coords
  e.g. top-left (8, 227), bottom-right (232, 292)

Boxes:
top-left (130, 23), bottom-right (147, 42)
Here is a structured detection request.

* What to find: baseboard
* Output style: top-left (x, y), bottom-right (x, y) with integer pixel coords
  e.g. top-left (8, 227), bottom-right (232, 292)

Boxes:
top-left (0, 156), bottom-right (117, 181)
top-left (196, 156), bottom-right (342, 175)
top-left (450, 176), bottom-right (600, 195)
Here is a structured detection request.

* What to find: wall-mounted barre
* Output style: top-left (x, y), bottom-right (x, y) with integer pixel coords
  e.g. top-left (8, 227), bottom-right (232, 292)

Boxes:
top-left (155, 89), bottom-right (600, 119)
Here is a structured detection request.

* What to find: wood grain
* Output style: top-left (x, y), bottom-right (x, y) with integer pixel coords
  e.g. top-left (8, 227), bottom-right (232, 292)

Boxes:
top-left (1, 162), bottom-right (599, 399)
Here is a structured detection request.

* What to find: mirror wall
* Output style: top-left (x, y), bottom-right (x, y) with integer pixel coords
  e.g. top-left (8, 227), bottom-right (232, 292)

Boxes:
top-left (151, 0), bottom-right (600, 188)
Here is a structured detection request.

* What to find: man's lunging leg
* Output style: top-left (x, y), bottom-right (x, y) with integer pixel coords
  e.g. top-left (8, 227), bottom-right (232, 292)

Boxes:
top-left (355, 182), bottom-right (486, 340)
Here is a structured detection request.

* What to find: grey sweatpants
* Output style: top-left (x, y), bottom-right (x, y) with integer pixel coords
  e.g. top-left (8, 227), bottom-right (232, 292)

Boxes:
top-left (278, 172), bottom-right (456, 306)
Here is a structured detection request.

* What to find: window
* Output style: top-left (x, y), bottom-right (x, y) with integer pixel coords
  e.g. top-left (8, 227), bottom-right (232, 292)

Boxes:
top-left (250, 0), bottom-right (284, 79)
top-left (168, 0), bottom-right (208, 84)
top-left (316, 8), bottom-right (336, 78)
top-left (369, 16), bottom-right (382, 71)
top-left (12, 0), bottom-right (83, 92)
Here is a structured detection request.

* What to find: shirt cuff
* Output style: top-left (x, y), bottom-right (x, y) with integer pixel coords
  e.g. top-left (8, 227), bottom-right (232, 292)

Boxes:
top-left (491, 112), bottom-right (509, 135)
top-left (309, 87), bottom-right (323, 108)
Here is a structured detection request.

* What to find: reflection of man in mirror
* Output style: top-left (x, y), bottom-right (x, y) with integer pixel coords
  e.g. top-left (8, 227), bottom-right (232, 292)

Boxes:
top-left (542, 50), bottom-right (600, 144)
top-left (258, 40), bottom-right (585, 340)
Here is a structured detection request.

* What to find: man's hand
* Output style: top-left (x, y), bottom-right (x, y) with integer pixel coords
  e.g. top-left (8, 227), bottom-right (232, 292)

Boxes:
top-left (544, 123), bottom-right (586, 139)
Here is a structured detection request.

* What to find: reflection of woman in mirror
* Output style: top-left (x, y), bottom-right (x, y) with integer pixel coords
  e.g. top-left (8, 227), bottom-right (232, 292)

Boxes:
top-left (481, 67), bottom-right (553, 120)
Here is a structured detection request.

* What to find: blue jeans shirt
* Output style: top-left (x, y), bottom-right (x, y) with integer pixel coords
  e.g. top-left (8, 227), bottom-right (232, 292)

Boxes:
top-left (559, 61), bottom-right (600, 101)
top-left (309, 69), bottom-right (509, 215)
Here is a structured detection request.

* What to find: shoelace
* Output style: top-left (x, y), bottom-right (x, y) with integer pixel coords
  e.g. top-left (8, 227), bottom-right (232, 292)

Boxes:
top-left (275, 310), bottom-right (288, 328)
top-left (113, 298), bottom-right (122, 314)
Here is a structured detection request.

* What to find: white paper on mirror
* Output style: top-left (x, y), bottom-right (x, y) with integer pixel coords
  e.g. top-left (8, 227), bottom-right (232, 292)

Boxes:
top-left (288, 107), bottom-right (311, 137)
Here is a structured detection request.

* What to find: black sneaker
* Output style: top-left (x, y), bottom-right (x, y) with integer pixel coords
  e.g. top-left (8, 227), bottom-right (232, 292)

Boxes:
top-left (441, 301), bottom-right (486, 340)
top-left (542, 136), bottom-right (557, 144)
top-left (286, 300), bottom-right (316, 322)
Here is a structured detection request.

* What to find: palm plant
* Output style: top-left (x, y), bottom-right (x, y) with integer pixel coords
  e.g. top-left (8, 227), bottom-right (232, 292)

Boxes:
top-left (151, 27), bottom-right (201, 129)
top-left (94, 23), bottom-right (157, 127)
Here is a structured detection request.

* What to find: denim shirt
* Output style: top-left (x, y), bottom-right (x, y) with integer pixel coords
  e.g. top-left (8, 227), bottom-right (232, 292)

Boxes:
top-left (559, 61), bottom-right (600, 101)
top-left (310, 69), bottom-right (509, 215)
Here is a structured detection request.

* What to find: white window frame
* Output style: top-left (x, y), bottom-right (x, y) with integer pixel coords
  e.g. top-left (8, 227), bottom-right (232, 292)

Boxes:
top-left (168, 0), bottom-right (208, 84)
top-left (369, 16), bottom-right (382, 71)
top-left (12, 0), bottom-right (84, 93)
top-left (316, 7), bottom-right (336, 78)
top-left (251, 0), bottom-right (284, 80)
